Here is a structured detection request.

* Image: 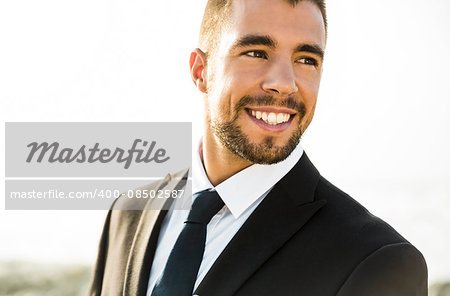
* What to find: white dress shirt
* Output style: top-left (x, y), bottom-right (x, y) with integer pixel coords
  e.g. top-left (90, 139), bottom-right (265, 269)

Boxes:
top-left (147, 142), bottom-right (304, 295)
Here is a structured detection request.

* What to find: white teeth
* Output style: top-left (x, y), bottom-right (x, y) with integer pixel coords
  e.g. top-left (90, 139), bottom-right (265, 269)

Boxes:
top-left (250, 109), bottom-right (291, 125)
top-left (268, 113), bottom-right (277, 124)
top-left (262, 112), bottom-right (268, 121)
top-left (276, 113), bottom-right (284, 124)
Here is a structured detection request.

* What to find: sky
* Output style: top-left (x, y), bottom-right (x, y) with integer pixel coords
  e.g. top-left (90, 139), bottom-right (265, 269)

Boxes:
top-left (1, 0), bottom-right (449, 284)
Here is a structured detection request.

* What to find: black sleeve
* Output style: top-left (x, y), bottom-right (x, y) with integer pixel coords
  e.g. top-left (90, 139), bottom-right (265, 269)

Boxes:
top-left (337, 242), bottom-right (428, 296)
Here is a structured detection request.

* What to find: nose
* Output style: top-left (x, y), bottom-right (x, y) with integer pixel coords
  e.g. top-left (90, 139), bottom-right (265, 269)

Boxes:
top-left (262, 58), bottom-right (298, 96)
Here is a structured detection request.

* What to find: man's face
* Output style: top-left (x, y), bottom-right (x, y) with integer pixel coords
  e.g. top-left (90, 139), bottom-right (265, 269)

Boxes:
top-left (205, 0), bottom-right (326, 164)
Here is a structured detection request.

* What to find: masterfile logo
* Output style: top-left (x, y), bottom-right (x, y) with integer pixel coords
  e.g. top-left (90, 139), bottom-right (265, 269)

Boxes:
top-left (4, 122), bottom-right (192, 210)
top-left (5, 122), bottom-right (190, 177)
top-left (26, 139), bottom-right (170, 169)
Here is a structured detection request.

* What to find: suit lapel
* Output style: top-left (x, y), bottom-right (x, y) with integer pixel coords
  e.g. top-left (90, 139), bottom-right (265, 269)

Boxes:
top-left (195, 154), bottom-right (326, 296)
top-left (123, 169), bottom-right (189, 296)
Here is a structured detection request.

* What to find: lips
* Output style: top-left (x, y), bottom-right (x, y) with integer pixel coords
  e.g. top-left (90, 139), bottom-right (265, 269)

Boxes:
top-left (249, 110), bottom-right (291, 125)
top-left (245, 108), bottom-right (295, 132)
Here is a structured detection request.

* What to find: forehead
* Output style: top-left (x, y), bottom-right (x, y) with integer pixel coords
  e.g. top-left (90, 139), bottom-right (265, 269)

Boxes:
top-left (223, 0), bottom-right (326, 49)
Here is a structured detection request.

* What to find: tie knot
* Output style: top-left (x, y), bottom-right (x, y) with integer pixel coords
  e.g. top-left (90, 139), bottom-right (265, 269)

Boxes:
top-left (186, 190), bottom-right (224, 225)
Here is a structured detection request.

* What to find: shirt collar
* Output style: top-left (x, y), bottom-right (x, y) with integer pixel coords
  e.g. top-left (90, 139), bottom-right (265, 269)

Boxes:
top-left (192, 140), bottom-right (304, 219)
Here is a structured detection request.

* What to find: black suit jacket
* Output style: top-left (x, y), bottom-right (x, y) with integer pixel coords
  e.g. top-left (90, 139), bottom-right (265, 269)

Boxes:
top-left (89, 153), bottom-right (428, 295)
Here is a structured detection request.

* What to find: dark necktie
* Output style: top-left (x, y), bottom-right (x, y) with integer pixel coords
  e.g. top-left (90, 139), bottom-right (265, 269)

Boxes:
top-left (151, 189), bottom-right (224, 296)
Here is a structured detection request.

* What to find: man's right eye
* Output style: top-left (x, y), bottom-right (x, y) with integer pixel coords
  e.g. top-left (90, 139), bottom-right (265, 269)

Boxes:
top-left (243, 50), bottom-right (268, 59)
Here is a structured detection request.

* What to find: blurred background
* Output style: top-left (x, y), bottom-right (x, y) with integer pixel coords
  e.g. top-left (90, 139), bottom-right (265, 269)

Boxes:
top-left (1, 0), bottom-right (449, 295)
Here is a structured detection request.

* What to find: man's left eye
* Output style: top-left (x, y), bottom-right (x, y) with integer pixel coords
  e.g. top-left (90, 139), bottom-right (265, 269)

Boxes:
top-left (297, 57), bottom-right (318, 66)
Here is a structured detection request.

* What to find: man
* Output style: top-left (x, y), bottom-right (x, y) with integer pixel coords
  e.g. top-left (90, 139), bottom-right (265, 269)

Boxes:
top-left (90, 0), bottom-right (428, 295)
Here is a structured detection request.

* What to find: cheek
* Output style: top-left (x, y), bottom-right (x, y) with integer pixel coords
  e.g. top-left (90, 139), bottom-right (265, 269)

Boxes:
top-left (206, 82), bottom-right (233, 122)
top-left (224, 58), bottom-right (264, 88)
top-left (206, 68), bottom-right (232, 120)
top-left (296, 71), bottom-right (321, 120)
top-left (211, 73), bottom-right (255, 118)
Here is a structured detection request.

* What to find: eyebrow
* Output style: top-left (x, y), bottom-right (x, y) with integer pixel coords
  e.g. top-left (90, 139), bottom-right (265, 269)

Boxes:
top-left (230, 34), bottom-right (324, 59)
top-left (294, 44), bottom-right (324, 59)
top-left (230, 34), bottom-right (277, 51)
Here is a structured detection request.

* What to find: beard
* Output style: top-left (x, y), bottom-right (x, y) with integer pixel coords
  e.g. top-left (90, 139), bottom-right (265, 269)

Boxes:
top-left (211, 95), bottom-right (306, 164)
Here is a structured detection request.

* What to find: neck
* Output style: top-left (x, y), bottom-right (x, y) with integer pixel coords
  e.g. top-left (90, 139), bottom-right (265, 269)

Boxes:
top-left (201, 131), bottom-right (253, 187)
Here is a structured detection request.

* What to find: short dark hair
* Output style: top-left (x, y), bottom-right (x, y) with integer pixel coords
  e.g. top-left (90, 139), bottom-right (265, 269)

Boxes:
top-left (199, 0), bottom-right (327, 55)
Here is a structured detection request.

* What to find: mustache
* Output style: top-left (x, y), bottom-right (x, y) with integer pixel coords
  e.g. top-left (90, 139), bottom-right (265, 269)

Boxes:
top-left (235, 95), bottom-right (306, 116)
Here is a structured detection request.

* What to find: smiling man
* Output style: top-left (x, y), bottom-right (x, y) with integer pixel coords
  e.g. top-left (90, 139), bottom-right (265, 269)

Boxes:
top-left (193, 0), bottom-right (325, 186)
top-left (89, 0), bottom-right (428, 295)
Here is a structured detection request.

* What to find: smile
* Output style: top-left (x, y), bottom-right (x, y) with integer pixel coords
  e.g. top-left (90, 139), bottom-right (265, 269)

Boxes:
top-left (246, 108), bottom-right (295, 125)
top-left (245, 107), bottom-right (296, 133)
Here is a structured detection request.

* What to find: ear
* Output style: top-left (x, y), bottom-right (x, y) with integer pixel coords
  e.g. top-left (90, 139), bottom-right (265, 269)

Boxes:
top-left (189, 48), bottom-right (208, 93)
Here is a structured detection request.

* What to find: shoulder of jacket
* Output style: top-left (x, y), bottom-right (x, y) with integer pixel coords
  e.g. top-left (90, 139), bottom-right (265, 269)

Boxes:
top-left (337, 242), bottom-right (428, 295)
